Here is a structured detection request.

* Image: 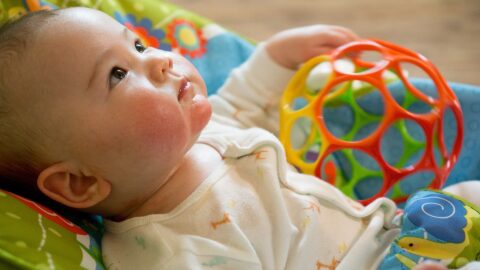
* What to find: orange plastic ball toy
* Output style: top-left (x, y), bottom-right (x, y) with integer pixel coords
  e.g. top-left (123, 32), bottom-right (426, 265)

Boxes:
top-left (280, 39), bottom-right (463, 204)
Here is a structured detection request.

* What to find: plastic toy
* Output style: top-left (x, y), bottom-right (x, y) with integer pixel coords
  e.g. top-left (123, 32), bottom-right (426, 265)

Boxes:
top-left (279, 39), bottom-right (464, 204)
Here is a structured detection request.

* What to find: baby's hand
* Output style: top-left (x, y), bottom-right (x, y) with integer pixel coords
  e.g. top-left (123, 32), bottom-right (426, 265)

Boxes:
top-left (265, 25), bottom-right (359, 69)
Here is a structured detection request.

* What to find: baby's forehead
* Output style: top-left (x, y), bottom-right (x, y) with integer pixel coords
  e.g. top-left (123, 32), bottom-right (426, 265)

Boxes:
top-left (3, 8), bottom-right (124, 106)
top-left (18, 9), bottom-right (121, 90)
top-left (30, 9), bottom-right (124, 59)
top-left (50, 8), bottom-right (123, 33)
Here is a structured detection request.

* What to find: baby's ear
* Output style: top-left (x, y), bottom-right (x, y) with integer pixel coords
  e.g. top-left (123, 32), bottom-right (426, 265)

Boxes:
top-left (37, 162), bottom-right (111, 209)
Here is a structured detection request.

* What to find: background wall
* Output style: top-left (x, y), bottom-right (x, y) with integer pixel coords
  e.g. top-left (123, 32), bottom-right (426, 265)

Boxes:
top-left (172, 0), bottom-right (480, 85)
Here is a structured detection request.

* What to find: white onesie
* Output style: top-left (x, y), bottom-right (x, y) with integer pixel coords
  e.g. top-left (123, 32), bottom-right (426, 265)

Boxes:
top-left (102, 44), bottom-right (400, 270)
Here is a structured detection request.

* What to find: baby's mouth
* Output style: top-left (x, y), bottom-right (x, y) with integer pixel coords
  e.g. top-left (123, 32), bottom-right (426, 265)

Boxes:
top-left (177, 78), bottom-right (192, 101)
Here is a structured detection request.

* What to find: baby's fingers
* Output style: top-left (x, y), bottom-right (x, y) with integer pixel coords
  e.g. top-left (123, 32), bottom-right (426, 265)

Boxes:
top-left (311, 25), bottom-right (359, 48)
top-left (333, 25), bottom-right (360, 44)
top-left (304, 26), bottom-right (359, 57)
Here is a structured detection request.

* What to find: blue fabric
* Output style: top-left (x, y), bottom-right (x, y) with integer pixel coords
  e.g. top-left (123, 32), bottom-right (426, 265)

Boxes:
top-left (191, 32), bottom-right (254, 95)
top-left (431, 80), bottom-right (480, 185)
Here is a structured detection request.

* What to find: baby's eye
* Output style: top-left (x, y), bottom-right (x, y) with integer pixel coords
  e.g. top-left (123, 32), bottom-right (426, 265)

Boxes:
top-left (109, 67), bottom-right (127, 88)
top-left (135, 39), bottom-right (146, 53)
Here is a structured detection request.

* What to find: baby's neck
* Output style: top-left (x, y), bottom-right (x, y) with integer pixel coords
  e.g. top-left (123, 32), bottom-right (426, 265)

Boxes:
top-left (122, 143), bottom-right (222, 219)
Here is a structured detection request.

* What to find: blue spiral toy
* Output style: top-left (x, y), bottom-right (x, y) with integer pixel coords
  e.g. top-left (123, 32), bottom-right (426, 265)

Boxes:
top-left (379, 190), bottom-right (480, 269)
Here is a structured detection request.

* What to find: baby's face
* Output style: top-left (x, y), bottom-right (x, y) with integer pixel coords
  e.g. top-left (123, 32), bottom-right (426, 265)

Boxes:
top-left (19, 8), bottom-right (212, 212)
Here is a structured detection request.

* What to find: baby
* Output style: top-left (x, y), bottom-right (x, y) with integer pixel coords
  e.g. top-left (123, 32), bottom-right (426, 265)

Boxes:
top-left (0, 7), bottom-right (478, 270)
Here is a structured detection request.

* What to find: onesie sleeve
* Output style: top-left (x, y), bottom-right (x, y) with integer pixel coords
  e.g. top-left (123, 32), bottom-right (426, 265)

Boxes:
top-left (208, 43), bottom-right (296, 136)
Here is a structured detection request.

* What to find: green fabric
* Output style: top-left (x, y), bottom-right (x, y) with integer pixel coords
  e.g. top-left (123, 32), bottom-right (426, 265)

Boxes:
top-left (0, 190), bottom-right (104, 269)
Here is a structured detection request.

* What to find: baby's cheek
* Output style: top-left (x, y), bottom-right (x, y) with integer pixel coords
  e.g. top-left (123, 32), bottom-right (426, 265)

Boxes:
top-left (126, 97), bottom-right (189, 153)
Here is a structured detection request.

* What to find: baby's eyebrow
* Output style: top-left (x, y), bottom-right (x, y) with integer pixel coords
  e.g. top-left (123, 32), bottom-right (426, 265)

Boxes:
top-left (123, 27), bottom-right (139, 41)
top-left (87, 48), bottom-right (111, 90)
top-left (86, 28), bottom-right (131, 90)
top-left (122, 27), bottom-right (131, 39)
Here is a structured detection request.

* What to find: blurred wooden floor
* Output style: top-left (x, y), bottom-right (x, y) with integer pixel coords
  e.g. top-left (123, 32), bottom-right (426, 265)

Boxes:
top-left (171, 0), bottom-right (480, 86)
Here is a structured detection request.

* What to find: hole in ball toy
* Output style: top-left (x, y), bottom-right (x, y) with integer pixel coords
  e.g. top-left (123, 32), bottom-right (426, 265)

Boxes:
top-left (353, 175), bottom-right (384, 201)
top-left (358, 50), bottom-right (384, 65)
top-left (306, 61), bottom-right (352, 95)
top-left (398, 61), bottom-right (439, 99)
top-left (333, 59), bottom-right (355, 73)
top-left (386, 62), bottom-right (440, 115)
top-left (306, 62), bottom-right (333, 95)
top-left (290, 117), bottom-right (315, 150)
top-left (337, 49), bottom-right (386, 74)
top-left (386, 76), bottom-right (406, 111)
top-left (290, 117), bottom-right (323, 165)
top-left (387, 78), bottom-right (435, 115)
top-left (321, 150), bottom-right (353, 188)
top-left (290, 96), bottom-right (309, 111)
top-left (321, 148), bottom-right (386, 200)
top-left (353, 149), bottom-right (381, 171)
top-left (381, 119), bottom-right (426, 169)
top-left (380, 124), bottom-right (404, 167)
top-left (304, 143), bottom-right (321, 164)
top-left (354, 81), bottom-right (385, 116)
top-left (442, 107), bottom-right (460, 155)
top-left (322, 101), bottom-right (354, 139)
top-left (432, 107), bottom-right (461, 168)
top-left (407, 101), bottom-right (433, 114)
top-left (380, 67), bottom-right (407, 109)
top-left (386, 170), bottom-right (434, 201)
top-left (405, 119), bottom-right (426, 142)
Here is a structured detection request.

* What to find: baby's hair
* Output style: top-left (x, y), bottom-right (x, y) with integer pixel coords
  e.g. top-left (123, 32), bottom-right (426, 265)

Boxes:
top-left (0, 10), bottom-right (58, 201)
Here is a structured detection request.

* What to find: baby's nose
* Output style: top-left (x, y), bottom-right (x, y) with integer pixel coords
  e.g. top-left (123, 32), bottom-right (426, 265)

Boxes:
top-left (148, 55), bottom-right (173, 84)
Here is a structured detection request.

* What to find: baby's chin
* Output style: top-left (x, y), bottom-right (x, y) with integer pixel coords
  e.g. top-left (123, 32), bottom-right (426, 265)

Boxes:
top-left (190, 94), bottom-right (212, 135)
